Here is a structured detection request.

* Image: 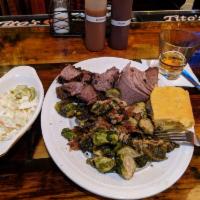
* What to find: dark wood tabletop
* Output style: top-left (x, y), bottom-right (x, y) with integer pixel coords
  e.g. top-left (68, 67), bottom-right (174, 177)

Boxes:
top-left (0, 21), bottom-right (200, 200)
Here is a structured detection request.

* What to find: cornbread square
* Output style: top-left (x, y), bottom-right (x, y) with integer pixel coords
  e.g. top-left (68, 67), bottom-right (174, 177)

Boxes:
top-left (151, 86), bottom-right (194, 131)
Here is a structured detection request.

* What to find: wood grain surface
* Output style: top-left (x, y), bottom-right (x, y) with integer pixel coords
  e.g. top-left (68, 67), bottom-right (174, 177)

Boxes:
top-left (0, 21), bottom-right (200, 200)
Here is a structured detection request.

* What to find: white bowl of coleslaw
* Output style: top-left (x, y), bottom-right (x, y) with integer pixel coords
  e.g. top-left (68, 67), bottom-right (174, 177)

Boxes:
top-left (0, 66), bottom-right (44, 157)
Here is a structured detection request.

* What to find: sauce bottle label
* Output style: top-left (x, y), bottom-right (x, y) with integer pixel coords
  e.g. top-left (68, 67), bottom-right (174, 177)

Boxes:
top-left (111, 19), bottom-right (131, 26)
top-left (86, 15), bottom-right (106, 23)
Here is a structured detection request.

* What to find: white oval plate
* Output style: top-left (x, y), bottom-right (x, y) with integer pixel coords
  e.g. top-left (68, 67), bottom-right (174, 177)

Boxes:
top-left (0, 66), bottom-right (44, 157)
top-left (41, 57), bottom-right (194, 199)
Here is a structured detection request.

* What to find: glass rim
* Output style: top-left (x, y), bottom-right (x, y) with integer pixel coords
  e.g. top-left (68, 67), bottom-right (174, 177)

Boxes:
top-left (160, 29), bottom-right (200, 49)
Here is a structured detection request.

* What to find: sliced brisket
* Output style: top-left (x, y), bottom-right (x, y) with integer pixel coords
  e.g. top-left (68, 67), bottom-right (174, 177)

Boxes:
top-left (92, 67), bottom-right (119, 92)
top-left (116, 64), bottom-right (158, 104)
top-left (78, 85), bottom-right (98, 104)
top-left (81, 70), bottom-right (93, 83)
top-left (62, 82), bottom-right (85, 96)
top-left (59, 64), bottom-right (82, 82)
top-left (146, 67), bottom-right (159, 91)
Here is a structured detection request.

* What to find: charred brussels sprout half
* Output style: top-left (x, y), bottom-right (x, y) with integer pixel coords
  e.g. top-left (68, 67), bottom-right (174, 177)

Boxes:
top-left (79, 136), bottom-right (93, 152)
top-left (55, 101), bottom-right (77, 118)
top-left (93, 145), bottom-right (115, 157)
top-left (107, 131), bottom-right (119, 144)
top-left (117, 146), bottom-right (141, 158)
top-left (61, 128), bottom-right (76, 141)
top-left (116, 146), bottom-right (140, 179)
top-left (87, 156), bottom-right (115, 173)
top-left (143, 145), bottom-right (167, 161)
top-left (92, 130), bottom-right (109, 146)
top-left (127, 117), bottom-right (138, 127)
top-left (135, 155), bottom-right (149, 168)
top-left (116, 154), bottom-right (136, 180)
top-left (92, 130), bottom-right (119, 146)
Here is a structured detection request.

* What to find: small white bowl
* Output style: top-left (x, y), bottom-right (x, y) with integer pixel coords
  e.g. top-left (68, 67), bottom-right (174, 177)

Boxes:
top-left (0, 66), bottom-right (44, 157)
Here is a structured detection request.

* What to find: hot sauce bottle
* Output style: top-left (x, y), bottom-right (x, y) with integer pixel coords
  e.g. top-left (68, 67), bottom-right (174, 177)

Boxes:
top-left (85, 0), bottom-right (107, 51)
top-left (110, 0), bottom-right (133, 50)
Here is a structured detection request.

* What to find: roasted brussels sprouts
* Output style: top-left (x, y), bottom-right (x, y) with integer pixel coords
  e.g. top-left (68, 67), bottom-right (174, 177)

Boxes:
top-left (79, 136), bottom-right (93, 152)
top-left (87, 156), bottom-right (115, 173)
top-left (126, 102), bottom-right (147, 120)
top-left (55, 101), bottom-right (77, 118)
top-left (123, 117), bottom-right (138, 133)
top-left (139, 118), bottom-right (154, 134)
top-left (143, 146), bottom-right (167, 161)
top-left (92, 130), bottom-right (119, 146)
top-left (61, 128), bottom-right (76, 141)
top-left (131, 139), bottom-right (177, 161)
top-left (107, 131), bottom-right (119, 144)
top-left (115, 146), bottom-right (139, 179)
top-left (116, 154), bottom-right (136, 180)
top-left (93, 130), bottom-right (109, 146)
top-left (93, 145), bottom-right (115, 157)
top-left (117, 146), bottom-right (141, 158)
top-left (75, 104), bottom-right (89, 119)
top-left (105, 88), bottom-right (121, 98)
top-left (135, 155), bottom-right (149, 168)
top-left (91, 100), bottom-right (112, 115)
top-left (56, 83), bottom-right (179, 180)
top-left (127, 117), bottom-right (138, 127)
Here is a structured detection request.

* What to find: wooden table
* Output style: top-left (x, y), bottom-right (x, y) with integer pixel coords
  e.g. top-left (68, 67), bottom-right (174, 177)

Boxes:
top-left (0, 21), bottom-right (200, 200)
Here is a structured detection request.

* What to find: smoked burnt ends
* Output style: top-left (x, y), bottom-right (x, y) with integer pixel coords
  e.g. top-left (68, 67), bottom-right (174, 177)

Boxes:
top-left (56, 63), bottom-right (158, 104)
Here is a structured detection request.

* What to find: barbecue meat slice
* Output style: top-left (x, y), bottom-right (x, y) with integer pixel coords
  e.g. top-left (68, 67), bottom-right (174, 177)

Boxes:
top-left (62, 82), bottom-right (85, 96)
top-left (78, 85), bottom-right (98, 104)
top-left (133, 67), bottom-right (151, 95)
top-left (58, 64), bottom-right (82, 82)
top-left (116, 63), bottom-right (158, 104)
top-left (116, 76), bottom-right (148, 104)
top-left (92, 67), bottom-right (119, 92)
top-left (145, 67), bottom-right (159, 91)
top-left (61, 82), bottom-right (97, 104)
top-left (81, 70), bottom-right (93, 83)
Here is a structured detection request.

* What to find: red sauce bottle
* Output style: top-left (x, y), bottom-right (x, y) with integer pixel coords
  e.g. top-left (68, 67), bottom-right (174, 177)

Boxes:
top-left (85, 0), bottom-right (107, 51)
top-left (110, 0), bottom-right (133, 50)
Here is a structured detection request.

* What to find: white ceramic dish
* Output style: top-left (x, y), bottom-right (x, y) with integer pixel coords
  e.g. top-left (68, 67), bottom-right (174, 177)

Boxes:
top-left (41, 57), bottom-right (194, 199)
top-left (0, 66), bottom-right (44, 157)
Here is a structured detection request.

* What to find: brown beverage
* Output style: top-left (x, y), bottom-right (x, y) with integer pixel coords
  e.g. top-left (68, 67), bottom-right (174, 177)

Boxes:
top-left (110, 0), bottom-right (133, 50)
top-left (159, 51), bottom-right (186, 80)
top-left (85, 0), bottom-right (107, 51)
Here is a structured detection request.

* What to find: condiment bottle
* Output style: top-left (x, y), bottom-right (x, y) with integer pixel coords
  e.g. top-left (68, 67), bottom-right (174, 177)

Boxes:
top-left (110, 0), bottom-right (133, 50)
top-left (53, 0), bottom-right (69, 34)
top-left (85, 0), bottom-right (107, 51)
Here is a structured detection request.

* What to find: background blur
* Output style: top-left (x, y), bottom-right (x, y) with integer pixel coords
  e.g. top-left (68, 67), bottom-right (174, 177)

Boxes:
top-left (0, 0), bottom-right (199, 16)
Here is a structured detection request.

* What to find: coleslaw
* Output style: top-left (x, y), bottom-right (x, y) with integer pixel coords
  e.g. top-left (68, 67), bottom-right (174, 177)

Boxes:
top-left (0, 85), bottom-right (37, 141)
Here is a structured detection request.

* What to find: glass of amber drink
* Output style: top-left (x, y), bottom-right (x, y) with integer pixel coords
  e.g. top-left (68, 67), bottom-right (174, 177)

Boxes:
top-left (159, 29), bottom-right (200, 80)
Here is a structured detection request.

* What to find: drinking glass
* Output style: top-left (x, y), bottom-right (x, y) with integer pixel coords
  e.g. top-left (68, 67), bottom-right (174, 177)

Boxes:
top-left (159, 29), bottom-right (200, 80)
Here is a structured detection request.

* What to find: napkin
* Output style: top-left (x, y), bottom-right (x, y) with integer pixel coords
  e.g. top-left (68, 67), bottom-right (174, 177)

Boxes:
top-left (141, 59), bottom-right (200, 87)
